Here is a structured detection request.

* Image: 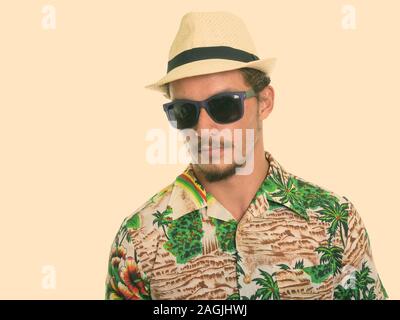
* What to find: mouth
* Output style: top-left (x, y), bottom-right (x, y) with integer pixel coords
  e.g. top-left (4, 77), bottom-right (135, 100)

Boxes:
top-left (200, 147), bottom-right (223, 151)
top-left (198, 146), bottom-right (233, 157)
top-left (190, 141), bottom-right (233, 154)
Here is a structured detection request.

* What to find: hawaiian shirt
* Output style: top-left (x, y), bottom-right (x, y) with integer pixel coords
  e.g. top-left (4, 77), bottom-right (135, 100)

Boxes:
top-left (105, 150), bottom-right (388, 300)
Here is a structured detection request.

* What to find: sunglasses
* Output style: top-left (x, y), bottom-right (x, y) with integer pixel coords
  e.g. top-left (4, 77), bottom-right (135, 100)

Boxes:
top-left (163, 88), bottom-right (257, 129)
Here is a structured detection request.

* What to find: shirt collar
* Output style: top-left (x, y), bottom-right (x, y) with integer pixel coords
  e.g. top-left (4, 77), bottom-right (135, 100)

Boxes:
top-left (167, 150), bottom-right (310, 222)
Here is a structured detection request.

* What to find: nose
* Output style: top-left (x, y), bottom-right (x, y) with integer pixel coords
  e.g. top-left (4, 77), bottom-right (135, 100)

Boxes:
top-left (194, 105), bottom-right (218, 132)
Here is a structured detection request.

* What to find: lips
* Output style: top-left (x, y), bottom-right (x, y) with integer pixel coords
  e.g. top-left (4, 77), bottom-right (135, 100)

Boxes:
top-left (200, 147), bottom-right (222, 151)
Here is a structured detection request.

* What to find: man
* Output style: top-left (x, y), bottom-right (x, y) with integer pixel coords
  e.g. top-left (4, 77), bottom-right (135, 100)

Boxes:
top-left (105, 11), bottom-right (387, 300)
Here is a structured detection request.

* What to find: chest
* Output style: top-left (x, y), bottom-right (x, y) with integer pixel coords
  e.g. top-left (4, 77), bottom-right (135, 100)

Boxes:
top-left (148, 208), bottom-right (335, 300)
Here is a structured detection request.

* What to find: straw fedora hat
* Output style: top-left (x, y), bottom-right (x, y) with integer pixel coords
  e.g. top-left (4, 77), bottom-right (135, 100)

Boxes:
top-left (144, 11), bottom-right (277, 98)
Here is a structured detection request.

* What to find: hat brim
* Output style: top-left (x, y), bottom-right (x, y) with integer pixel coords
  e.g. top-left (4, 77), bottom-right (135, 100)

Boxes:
top-left (144, 57), bottom-right (276, 98)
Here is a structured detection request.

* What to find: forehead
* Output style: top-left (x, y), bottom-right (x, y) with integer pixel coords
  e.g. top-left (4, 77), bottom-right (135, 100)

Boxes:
top-left (169, 69), bottom-right (247, 101)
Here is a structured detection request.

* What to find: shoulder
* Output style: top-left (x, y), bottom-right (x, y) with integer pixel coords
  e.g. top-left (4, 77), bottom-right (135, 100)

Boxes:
top-left (275, 167), bottom-right (352, 222)
top-left (265, 151), bottom-right (351, 221)
top-left (294, 171), bottom-right (360, 218)
top-left (109, 182), bottom-right (175, 276)
top-left (120, 182), bottom-right (175, 239)
top-left (292, 171), bottom-right (348, 204)
top-left (285, 170), bottom-right (369, 246)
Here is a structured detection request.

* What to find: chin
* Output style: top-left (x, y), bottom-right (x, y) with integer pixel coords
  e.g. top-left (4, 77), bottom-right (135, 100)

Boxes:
top-left (193, 162), bottom-right (239, 182)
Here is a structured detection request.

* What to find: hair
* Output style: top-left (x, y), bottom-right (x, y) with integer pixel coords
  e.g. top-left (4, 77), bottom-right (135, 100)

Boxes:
top-left (165, 67), bottom-right (271, 100)
top-left (238, 67), bottom-right (271, 100)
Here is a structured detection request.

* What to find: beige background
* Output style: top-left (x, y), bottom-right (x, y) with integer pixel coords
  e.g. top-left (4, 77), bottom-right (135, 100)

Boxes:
top-left (0, 0), bottom-right (398, 299)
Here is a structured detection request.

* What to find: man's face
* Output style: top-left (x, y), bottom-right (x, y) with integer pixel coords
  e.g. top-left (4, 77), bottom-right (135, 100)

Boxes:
top-left (169, 69), bottom-right (273, 182)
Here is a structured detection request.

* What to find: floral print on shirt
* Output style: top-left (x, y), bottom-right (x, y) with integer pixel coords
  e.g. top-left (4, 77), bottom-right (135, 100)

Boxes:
top-left (105, 150), bottom-right (388, 300)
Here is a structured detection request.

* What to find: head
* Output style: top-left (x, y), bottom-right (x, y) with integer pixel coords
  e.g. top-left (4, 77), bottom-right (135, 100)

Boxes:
top-left (167, 67), bottom-right (274, 182)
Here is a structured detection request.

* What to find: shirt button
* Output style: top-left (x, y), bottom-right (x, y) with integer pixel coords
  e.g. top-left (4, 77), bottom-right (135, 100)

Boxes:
top-left (244, 274), bottom-right (252, 284)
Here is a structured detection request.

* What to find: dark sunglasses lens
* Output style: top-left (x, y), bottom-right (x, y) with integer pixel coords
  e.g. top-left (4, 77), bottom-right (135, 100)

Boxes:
top-left (208, 95), bottom-right (243, 124)
top-left (167, 102), bottom-right (198, 129)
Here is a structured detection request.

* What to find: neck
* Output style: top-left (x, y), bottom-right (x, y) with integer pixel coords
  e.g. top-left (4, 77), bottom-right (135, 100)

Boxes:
top-left (192, 141), bottom-right (269, 222)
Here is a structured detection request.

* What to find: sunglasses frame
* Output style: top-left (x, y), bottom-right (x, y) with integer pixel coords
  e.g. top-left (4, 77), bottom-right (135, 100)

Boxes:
top-left (163, 88), bottom-right (257, 129)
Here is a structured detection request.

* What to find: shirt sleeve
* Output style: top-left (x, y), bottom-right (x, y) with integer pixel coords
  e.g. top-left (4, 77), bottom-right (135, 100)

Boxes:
top-left (105, 215), bottom-right (152, 300)
top-left (332, 198), bottom-right (388, 300)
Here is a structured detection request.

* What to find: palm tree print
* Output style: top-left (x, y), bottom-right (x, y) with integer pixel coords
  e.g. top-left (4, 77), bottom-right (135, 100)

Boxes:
top-left (227, 252), bottom-right (245, 300)
top-left (294, 260), bottom-right (304, 269)
top-left (106, 151), bottom-right (388, 300)
top-left (292, 178), bottom-right (339, 209)
top-left (152, 206), bottom-right (173, 240)
top-left (353, 261), bottom-right (376, 300)
top-left (315, 245), bottom-right (344, 276)
top-left (317, 199), bottom-right (349, 247)
top-left (253, 269), bottom-right (281, 300)
top-left (334, 261), bottom-right (382, 300)
top-left (261, 167), bottom-right (309, 221)
top-left (333, 285), bottom-right (354, 300)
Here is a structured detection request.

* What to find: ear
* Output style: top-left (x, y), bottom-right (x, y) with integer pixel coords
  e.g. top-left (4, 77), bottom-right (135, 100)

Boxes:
top-left (258, 85), bottom-right (274, 121)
